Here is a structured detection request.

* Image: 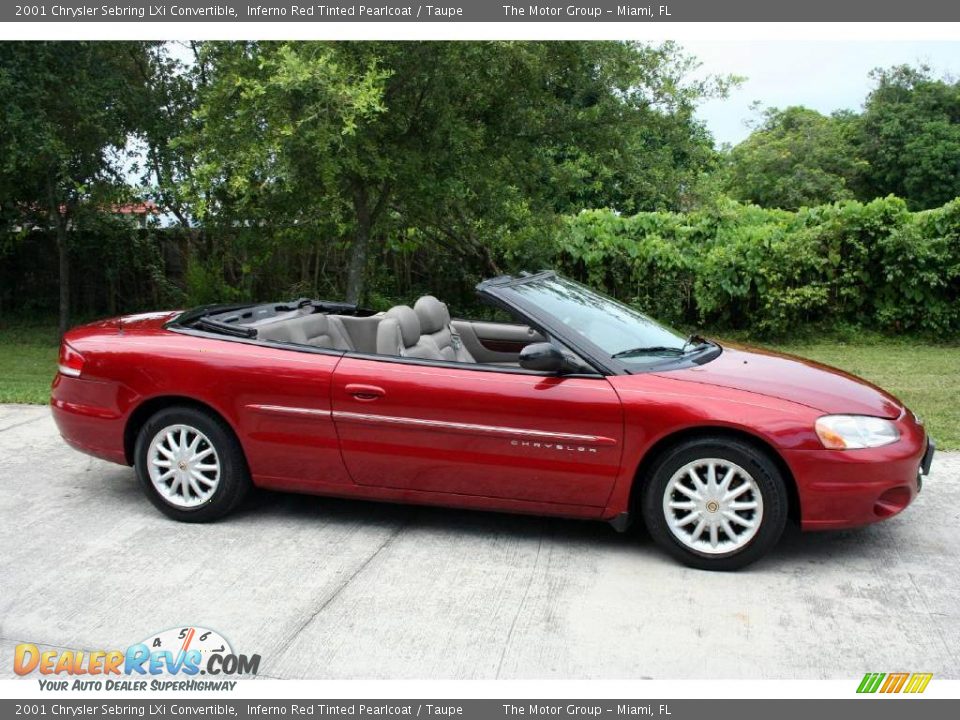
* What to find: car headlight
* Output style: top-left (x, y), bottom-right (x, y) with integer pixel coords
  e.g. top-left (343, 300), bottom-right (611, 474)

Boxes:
top-left (815, 415), bottom-right (900, 450)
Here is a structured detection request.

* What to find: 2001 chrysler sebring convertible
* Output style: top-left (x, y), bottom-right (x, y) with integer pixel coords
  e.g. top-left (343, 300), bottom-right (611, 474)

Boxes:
top-left (51, 271), bottom-right (935, 570)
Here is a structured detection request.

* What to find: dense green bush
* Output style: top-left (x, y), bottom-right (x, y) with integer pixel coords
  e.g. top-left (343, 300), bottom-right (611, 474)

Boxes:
top-left (553, 196), bottom-right (960, 337)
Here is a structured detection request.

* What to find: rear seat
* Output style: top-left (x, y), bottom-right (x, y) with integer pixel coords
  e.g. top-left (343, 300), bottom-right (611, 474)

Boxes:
top-left (257, 313), bottom-right (354, 350)
top-left (254, 297), bottom-right (474, 362)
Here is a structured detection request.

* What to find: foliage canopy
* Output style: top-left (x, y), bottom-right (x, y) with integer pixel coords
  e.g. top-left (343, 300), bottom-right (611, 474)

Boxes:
top-left (1, 43), bottom-right (959, 341)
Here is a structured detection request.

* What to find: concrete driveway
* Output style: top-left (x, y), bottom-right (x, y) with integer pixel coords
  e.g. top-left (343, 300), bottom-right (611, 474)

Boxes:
top-left (1, 403), bottom-right (957, 680)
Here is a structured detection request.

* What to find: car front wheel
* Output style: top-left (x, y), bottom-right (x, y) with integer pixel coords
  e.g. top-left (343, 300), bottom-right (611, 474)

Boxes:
top-left (641, 437), bottom-right (788, 571)
top-left (134, 406), bottom-right (250, 522)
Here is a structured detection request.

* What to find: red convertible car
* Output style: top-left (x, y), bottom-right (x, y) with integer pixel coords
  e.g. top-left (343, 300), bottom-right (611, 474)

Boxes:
top-left (51, 272), bottom-right (934, 570)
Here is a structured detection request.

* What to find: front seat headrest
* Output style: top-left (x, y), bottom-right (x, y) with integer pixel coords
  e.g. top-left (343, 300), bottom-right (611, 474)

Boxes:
top-left (414, 295), bottom-right (451, 335)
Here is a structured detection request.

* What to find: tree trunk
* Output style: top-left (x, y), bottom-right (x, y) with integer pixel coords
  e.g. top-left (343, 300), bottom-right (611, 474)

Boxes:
top-left (345, 220), bottom-right (370, 305)
top-left (48, 185), bottom-right (70, 338)
top-left (313, 239), bottom-right (323, 296)
top-left (345, 179), bottom-right (392, 305)
top-left (345, 184), bottom-right (372, 305)
top-left (56, 220), bottom-right (70, 337)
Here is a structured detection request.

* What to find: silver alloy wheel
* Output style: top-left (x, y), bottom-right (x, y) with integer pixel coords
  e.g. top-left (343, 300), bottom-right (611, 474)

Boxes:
top-left (146, 424), bottom-right (221, 509)
top-left (662, 458), bottom-right (764, 555)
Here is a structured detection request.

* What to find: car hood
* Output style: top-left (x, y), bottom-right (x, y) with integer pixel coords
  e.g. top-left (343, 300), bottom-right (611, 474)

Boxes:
top-left (654, 343), bottom-right (904, 418)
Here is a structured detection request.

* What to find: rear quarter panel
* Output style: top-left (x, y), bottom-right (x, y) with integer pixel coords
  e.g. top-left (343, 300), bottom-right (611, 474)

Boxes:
top-left (52, 324), bottom-right (352, 490)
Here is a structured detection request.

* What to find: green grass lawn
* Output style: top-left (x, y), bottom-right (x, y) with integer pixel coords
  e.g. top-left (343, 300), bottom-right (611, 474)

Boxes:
top-left (0, 324), bottom-right (59, 405)
top-left (0, 323), bottom-right (956, 449)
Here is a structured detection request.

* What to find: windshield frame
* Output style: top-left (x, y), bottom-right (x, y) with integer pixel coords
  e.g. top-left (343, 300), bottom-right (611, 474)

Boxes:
top-left (477, 271), bottom-right (721, 376)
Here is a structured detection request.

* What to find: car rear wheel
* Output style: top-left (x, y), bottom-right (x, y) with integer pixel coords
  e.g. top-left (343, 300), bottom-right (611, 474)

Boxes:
top-left (641, 437), bottom-right (788, 571)
top-left (134, 406), bottom-right (250, 522)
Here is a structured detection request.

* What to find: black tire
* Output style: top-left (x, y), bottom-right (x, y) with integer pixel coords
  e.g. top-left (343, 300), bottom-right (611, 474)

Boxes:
top-left (134, 405), bottom-right (250, 523)
top-left (640, 436), bottom-right (788, 571)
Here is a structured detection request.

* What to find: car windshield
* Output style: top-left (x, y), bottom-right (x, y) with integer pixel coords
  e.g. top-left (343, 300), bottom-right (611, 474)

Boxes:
top-left (505, 275), bottom-right (699, 365)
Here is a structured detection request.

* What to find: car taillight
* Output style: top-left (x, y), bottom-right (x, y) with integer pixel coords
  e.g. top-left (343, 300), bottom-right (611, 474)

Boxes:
top-left (58, 342), bottom-right (85, 378)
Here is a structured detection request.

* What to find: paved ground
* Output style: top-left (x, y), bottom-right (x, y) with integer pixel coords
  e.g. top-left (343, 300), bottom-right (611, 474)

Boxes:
top-left (0, 403), bottom-right (957, 680)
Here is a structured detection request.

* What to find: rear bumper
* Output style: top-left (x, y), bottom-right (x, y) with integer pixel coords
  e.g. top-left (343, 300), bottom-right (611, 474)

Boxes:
top-left (50, 374), bottom-right (129, 465)
top-left (786, 429), bottom-right (930, 531)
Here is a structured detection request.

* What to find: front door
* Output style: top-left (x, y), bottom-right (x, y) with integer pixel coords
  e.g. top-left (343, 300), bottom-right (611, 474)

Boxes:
top-left (330, 357), bottom-right (624, 507)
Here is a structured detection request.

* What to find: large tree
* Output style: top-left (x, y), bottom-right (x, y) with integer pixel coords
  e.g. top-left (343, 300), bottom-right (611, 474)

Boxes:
top-left (723, 105), bottom-right (865, 209)
top-left (0, 42), bottom-right (147, 333)
top-left (182, 41), bottom-right (727, 303)
top-left (857, 64), bottom-right (960, 210)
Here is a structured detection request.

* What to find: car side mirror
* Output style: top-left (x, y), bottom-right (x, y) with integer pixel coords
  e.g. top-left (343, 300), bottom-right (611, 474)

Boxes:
top-left (519, 342), bottom-right (569, 373)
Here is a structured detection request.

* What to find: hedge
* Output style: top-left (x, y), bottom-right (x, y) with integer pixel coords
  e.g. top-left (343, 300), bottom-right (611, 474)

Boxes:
top-left (4, 196), bottom-right (959, 340)
top-left (553, 196), bottom-right (960, 336)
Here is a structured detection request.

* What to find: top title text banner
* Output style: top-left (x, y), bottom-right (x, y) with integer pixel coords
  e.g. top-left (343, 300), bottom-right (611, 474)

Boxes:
top-left (5, 1), bottom-right (960, 23)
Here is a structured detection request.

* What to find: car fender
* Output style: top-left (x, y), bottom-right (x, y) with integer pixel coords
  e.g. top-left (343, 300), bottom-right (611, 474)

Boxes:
top-left (601, 372), bottom-right (822, 520)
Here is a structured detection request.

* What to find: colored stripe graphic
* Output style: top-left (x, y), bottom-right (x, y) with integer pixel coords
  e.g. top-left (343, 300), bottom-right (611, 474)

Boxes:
top-left (857, 672), bottom-right (932, 694)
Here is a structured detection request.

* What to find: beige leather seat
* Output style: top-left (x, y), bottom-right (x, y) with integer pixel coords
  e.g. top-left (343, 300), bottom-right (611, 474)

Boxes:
top-left (375, 305), bottom-right (444, 360)
top-left (257, 314), bottom-right (354, 350)
top-left (414, 296), bottom-right (475, 363)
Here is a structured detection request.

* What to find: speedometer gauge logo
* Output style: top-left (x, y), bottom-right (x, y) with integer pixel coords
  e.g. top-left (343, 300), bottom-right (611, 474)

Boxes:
top-left (141, 626), bottom-right (233, 675)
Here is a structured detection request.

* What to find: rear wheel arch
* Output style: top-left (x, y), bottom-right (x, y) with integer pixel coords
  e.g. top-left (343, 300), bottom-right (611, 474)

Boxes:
top-left (124, 396), bottom-right (241, 466)
top-left (629, 426), bottom-right (801, 525)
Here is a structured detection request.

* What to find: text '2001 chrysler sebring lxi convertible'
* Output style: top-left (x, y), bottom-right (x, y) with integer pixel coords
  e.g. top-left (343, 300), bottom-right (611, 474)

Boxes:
top-left (51, 271), bottom-right (934, 570)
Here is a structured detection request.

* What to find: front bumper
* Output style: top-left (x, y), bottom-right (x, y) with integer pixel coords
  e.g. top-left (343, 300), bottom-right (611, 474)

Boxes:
top-left (786, 418), bottom-right (930, 531)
